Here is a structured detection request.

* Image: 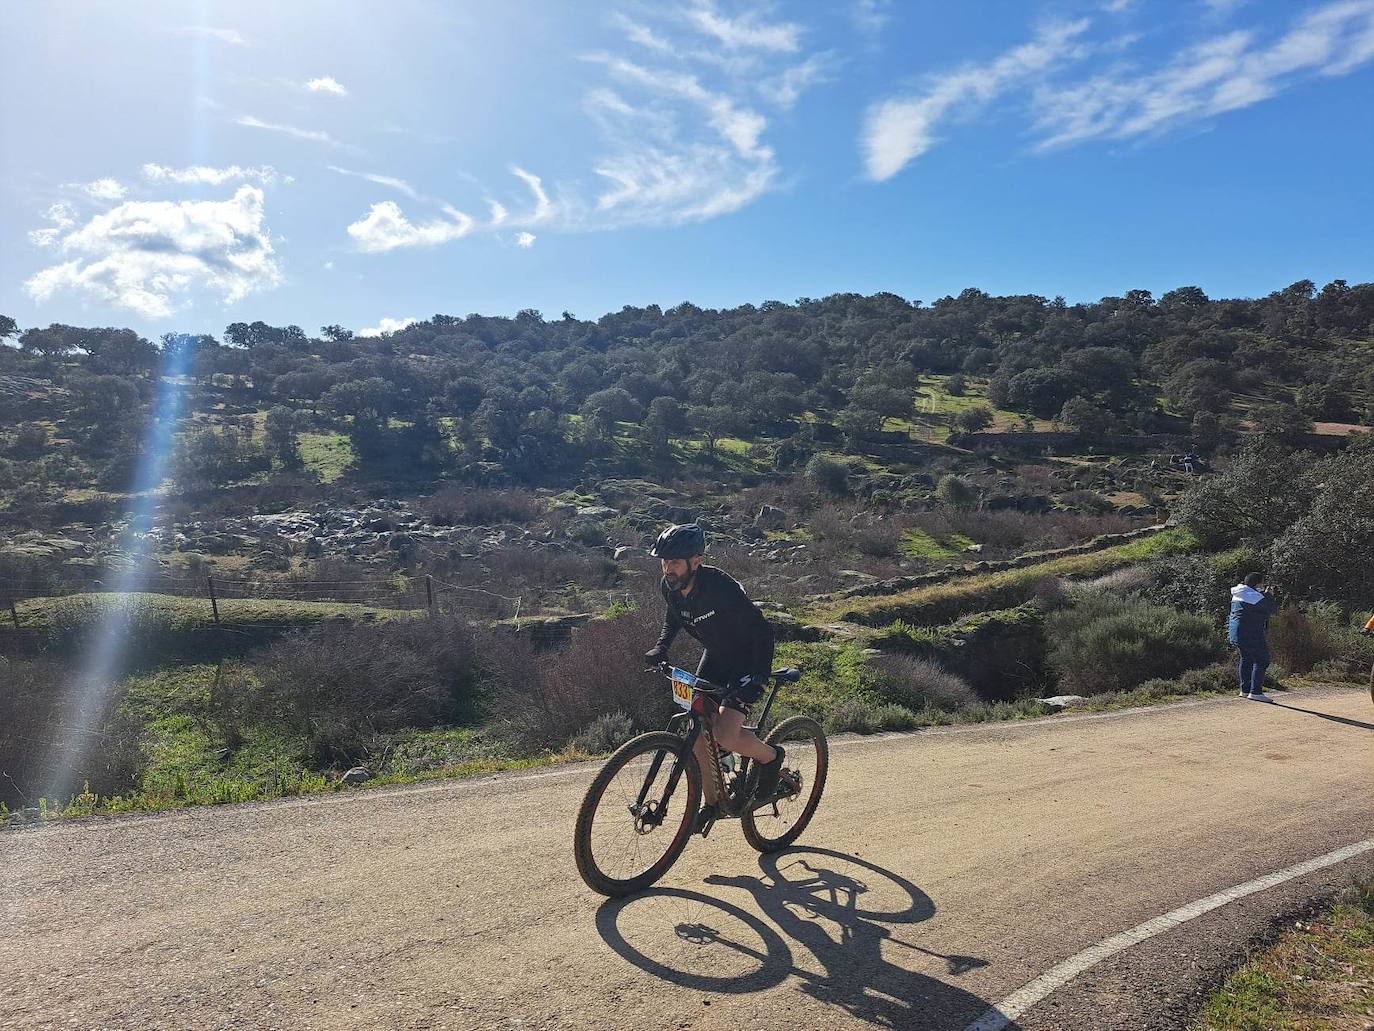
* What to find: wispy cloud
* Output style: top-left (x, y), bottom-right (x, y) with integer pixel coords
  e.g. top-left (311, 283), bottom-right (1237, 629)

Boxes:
top-left (305, 76), bottom-right (348, 96)
top-left (25, 187), bottom-right (280, 319)
top-left (862, 19), bottom-right (1092, 180)
top-left (142, 163), bottom-right (278, 186)
top-left (853, 0), bottom-right (892, 34)
top-left (358, 316), bottom-right (418, 336)
top-left (1033, 0), bottom-right (1374, 149)
top-left (171, 26), bottom-right (248, 46)
top-left (328, 165), bottom-right (422, 200)
top-left (235, 114), bottom-right (349, 148)
top-left (685, 2), bottom-right (801, 52)
top-left (80, 178), bottom-right (127, 201)
top-left (515, 232), bottom-right (536, 248)
top-left (346, 202), bottom-right (474, 252)
top-left (610, 12), bottom-right (673, 53)
top-left (511, 166), bottom-right (555, 222)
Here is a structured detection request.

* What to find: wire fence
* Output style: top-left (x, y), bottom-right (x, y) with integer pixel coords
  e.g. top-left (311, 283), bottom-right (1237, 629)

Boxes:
top-left (0, 571), bottom-right (530, 631)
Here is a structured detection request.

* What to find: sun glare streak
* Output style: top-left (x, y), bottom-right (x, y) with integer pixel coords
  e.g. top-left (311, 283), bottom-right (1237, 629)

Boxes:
top-left (39, 343), bottom-right (194, 807)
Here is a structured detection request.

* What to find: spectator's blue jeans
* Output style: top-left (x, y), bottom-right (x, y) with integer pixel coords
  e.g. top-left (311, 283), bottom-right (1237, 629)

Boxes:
top-left (1238, 645), bottom-right (1270, 695)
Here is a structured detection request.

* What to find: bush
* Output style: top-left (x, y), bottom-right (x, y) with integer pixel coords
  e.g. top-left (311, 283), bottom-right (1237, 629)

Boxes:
top-left (1048, 595), bottom-right (1223, 695)
top-left (823, 697), bottom-right (921, 735)
top-left (869, 654), bottom-right (978, 711)
top-left (489, 593), bottom-right (673, 750)
top-left (1267, 606), bottom-right (1339, 674)
top-left (806, 455), bottom-right (849, 495)
top-left (234, 615), bottom-right (489, 764)
top-left (0, 658), bottom-right (144, 809)
top-left (936, 474), bottom-right (977, 511)
top-left (571, 711), bottom-right (635, 754)
top-left (424, 487), bottom-right (542, 526)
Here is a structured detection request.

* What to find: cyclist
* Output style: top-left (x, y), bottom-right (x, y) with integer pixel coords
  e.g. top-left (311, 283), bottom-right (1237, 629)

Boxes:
top-left (642, 523), bottom-right (784, 830)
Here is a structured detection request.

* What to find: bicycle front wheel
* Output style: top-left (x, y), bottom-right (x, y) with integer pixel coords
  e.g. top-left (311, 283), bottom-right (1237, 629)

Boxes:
top-left (741, 715), bottom-right (828, 853)
top-left (574, 731), bottom-right (702, 897)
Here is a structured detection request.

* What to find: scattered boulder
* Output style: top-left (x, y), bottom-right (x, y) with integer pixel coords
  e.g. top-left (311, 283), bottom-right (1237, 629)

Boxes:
top-left (1034, 695), bottom-right (1087, 710)
top-left (575, 505), bottom-right (619, 520)
top-left (613, 546), bottom-right (649, 562)
top-left (754, 505), bottom-right (788, 530)
top-left (340, 767), bottom-right (372, 786)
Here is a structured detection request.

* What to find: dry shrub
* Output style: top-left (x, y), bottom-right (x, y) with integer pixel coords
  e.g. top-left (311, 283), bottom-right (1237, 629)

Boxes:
top-left (0, 658), bottom-right (144, 808)
top-left (423, 486), bottom-right (543, 526)
top-left (489, 596), bottom-right (674, 749)
top-left (869, 654), bottom-right (978, 711)
top-left (1267, 606), bottom-right (1339, 674)
top-left (239, 614), bottom-right (489, 764)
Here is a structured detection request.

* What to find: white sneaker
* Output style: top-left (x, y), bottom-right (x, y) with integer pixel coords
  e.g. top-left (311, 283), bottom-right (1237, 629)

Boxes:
top-left (1238, 690), bottom-right (1251, 698)
top-left (1246, 692), bottom-right (1274, 703)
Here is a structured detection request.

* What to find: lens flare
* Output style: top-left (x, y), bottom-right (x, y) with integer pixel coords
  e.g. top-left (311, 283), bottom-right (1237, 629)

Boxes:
top-left (40, 341), bottom-right (194, 806)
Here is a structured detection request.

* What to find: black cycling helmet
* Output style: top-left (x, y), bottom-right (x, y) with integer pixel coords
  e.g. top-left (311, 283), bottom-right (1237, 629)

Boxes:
top-left (650, 523), bottom-right (705, 559)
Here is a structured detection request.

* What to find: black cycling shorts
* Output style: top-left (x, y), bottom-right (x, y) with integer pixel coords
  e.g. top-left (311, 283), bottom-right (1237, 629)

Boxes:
top-left (696, 654), bottom-right (764, 715)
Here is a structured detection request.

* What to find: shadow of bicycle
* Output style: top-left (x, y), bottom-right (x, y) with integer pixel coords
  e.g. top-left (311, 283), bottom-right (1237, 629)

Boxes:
top-left (595, 846), bottom-right (1010, 1029)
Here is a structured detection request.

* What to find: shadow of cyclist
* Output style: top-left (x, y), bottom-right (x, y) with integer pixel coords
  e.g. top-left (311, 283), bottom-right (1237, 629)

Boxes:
top-left (596, 846), bottom-right (1008, 1029)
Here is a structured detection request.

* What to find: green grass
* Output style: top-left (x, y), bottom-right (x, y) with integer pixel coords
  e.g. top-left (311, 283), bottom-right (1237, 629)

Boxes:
top-left (1198, 881), bottom-right (1374, 1030)
top-left (898, 528), bottom-right (977, 560)
top-left (820, 526), bottom-right (1198, 626)
top-left (6, 591), bottom-right (415, 633)
top-left (297, 431), bottom-right (353, 482)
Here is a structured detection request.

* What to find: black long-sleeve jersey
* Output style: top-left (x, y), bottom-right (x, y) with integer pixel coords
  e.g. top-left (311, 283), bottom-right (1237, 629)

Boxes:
top-left (653, 565), bottom-right (775, 683)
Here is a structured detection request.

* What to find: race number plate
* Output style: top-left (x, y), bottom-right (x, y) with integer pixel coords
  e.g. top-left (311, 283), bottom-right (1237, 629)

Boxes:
top-left (669, 667), bottom-right (697, 710)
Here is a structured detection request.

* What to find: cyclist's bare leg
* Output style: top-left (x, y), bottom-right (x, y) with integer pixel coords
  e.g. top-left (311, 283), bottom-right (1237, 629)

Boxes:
top-left (711, 706), bottom-right (777, 764)
top-left (692, 707), bottom-right (778, 806)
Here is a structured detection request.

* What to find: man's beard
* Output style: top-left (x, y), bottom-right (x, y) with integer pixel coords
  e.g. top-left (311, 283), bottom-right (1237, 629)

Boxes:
top-left (665, 569), bottom-right (692, 591)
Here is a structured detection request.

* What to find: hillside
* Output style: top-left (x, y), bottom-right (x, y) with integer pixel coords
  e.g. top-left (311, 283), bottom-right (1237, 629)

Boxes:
top-left (1, 281), bottom-right (1373, 822)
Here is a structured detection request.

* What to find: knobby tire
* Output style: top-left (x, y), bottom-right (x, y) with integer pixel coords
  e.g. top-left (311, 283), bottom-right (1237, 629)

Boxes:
top-left (741, 715), bottom-right (828, 853)
top-left (574, 731), bottom-right (702, 897)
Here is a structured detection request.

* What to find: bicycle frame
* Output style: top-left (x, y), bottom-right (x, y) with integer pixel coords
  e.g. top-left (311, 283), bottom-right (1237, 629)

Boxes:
top-left (631, 668), bottom-right (786, 823)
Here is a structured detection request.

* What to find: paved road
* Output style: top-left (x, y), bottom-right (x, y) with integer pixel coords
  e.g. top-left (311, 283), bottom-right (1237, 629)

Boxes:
top-left (2, 687), bottom-right (1371, 1031)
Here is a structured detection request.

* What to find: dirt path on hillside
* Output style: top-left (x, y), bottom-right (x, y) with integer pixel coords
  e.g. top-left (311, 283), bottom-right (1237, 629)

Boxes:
top-left (2, 688), bottom-right (1371, 1031)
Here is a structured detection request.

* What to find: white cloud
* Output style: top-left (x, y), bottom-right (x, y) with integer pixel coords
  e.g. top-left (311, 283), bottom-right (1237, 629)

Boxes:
top-left (1033, 0), bottom-right (1374, 148)
top-left (488, 200), bottom-right (509, 224)
top-left (82, 178), bottom-right (127, 201)
top-left (358, 316), bottom-right (418, 337)
top-left (863, 19), bottom-right (1091, 180)
top-left (171, 26), bottom-right (247, 46)
top-left (759, 55), bottom-right (830, 109)
top-left (595, 55), bottom-right (772, 161)
top-left (346, 202), bottom-right (474, 252)
top-left (611, 13), bottom-right (673, 52)
top-left (235, 114), bottom-right (346, 147)
top-left (685, 2), bottom-right (801, 52)
top-left (511, 166), bottom-right (555, 222)
top-left (305, 76), bottom-right (348, 96)
top-left (28, 228), bottom-right (62, 248)
top-left (853, 0), bottom-right (892, 33)
top-left (142, 163), bottom-right (278, 186)
top-left (328, 165), bottom-right (422, 199)
top-left (515, 232), bottom-right (536, 248)
top-left (46, 202), bottom-right (77, 228)
top-left (24, 186), bottom-right (280, 319)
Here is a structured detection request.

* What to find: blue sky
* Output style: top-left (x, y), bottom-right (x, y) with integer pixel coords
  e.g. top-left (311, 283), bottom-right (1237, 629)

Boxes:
top-left (2, 0), bottom-right (1372, 338)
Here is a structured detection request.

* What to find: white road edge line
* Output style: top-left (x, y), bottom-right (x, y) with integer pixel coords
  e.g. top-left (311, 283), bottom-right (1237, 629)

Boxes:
top-left (963, 837), bottom-right (1374, 1031)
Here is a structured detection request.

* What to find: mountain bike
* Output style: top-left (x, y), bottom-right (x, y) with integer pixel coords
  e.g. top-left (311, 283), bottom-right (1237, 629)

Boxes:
top-left (573, 664), bottom-right (828, 897)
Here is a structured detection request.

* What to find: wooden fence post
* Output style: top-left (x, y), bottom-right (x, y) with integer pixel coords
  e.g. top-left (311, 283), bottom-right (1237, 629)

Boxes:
top-left (206, 575), bottom-right (221, 625)
top-left (425, 575), bottom-right (436, 618)
top-left (8, 599), bottom-right (18, 631)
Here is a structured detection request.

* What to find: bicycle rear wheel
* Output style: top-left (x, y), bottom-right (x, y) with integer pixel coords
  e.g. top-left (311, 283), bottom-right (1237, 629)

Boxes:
top-left (574, 731), bottom-right (702, 897)
top-left (741, 715), bottom-right (828, 853)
